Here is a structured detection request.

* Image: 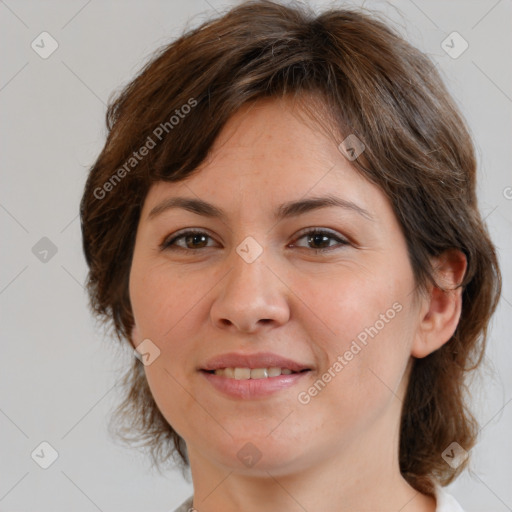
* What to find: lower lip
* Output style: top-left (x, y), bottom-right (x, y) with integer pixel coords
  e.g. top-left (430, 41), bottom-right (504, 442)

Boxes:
top-left (200, 370), bottom-right (310, 399)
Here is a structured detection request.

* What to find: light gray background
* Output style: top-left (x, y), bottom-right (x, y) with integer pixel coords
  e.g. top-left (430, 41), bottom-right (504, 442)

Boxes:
top-left (1, 0), bottom-right (511, 511)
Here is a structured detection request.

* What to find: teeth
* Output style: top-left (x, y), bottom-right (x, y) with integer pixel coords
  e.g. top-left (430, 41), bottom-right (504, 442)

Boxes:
top-left (250, 368), bottom-right (268, 379)
top-left (267, 367), bottom-right (282, 377)
top-left (213, 367), bottom-right (297, 379)
top-left (234, 367), bottom-right (251, 380)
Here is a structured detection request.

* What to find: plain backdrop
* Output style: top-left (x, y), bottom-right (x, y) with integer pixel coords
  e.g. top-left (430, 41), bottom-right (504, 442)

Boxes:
top-left (1, 1), bottom-right (511, 511)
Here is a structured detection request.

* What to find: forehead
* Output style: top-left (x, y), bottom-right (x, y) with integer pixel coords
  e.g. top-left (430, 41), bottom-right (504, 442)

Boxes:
top-left (141, 97), bottom-right (392, 224)
top-left (198, 96), bottom-right (342, 173)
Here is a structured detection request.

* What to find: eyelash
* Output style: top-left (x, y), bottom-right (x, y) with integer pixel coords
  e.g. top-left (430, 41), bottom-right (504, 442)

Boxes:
top-left (160, 228), bottom-right (349, 254)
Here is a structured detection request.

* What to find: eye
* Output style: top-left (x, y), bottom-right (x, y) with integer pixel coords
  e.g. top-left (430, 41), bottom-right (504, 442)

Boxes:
top-left (160, 228), bottom-right (350, 253)
top-left (291, 228), bottom-right (349, 253)
top-left (160, 230), bottom-right (217, 251)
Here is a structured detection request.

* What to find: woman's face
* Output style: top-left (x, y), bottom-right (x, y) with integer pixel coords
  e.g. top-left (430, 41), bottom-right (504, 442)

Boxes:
top-left (129, 97), bottom-right (425, 475)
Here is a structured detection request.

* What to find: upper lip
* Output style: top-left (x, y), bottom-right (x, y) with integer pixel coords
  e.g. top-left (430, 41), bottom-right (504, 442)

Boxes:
top-left (201, 352), bottom-right (312, 372)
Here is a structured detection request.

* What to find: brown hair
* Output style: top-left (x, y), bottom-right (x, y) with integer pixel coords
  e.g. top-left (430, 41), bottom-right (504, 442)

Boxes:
top-left (80, 0), bottom-right (501, 493)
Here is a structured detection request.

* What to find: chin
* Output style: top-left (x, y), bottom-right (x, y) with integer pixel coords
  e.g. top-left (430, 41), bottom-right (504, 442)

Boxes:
top-left (201, 432), bottom-right (312, 475)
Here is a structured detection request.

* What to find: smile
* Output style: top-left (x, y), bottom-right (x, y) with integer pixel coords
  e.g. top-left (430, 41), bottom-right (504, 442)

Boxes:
top-left (201, 368), bottom-right (311, 399)
top-left (206, 367), bottom-right (306, 379)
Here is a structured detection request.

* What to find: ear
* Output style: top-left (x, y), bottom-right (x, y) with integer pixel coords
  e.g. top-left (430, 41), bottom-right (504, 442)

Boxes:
top-left (411, 249), bottom-right (467, 358)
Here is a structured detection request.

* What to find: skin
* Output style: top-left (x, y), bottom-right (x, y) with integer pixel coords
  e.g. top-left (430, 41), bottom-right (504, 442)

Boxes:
top-left (129, 96), bottom-right (467, 512)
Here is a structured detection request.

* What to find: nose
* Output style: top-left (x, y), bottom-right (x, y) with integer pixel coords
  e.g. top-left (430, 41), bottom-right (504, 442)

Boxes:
top-left (210, 247), bottom-right (291, 334)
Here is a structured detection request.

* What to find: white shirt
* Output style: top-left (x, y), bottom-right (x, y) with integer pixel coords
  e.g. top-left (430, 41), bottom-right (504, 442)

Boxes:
top-left (435, 486), bottom-right (466, 511)
top-left (172, 486), bottom-right (465, 511)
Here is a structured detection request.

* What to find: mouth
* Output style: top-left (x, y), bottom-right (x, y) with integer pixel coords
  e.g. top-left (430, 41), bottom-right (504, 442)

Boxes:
top-left (202, 367), bottom-right (311, 379)
top-left (199, 352), bottom-right (312, 399)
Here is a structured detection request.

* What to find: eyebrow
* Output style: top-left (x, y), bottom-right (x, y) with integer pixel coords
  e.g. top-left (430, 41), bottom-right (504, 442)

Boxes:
top-left (147, 194), bottom-right (374, 222)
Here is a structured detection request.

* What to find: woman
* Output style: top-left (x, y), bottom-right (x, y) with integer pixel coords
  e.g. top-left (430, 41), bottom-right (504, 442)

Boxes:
top-left (80, 1), bottom-right (501, 510)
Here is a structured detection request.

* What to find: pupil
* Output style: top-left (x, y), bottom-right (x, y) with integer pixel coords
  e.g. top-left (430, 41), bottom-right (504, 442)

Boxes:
top-left (309, 234), bottom-right (328, 248)
top-left (189, 234), bottom-right (206, 247)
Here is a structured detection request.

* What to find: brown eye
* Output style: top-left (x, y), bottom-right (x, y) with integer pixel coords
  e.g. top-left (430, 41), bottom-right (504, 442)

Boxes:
top-left (292, 229), bottom-right (349, 253)
top-left (161, 230), bottom-right (216, 251)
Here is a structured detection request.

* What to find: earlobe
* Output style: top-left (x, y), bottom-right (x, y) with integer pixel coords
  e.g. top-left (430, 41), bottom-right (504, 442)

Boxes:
top-left (411, 249), bottom-right (467, 358)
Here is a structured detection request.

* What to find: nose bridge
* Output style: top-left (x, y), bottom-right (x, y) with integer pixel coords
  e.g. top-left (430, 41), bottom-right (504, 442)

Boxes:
top-left (210, 237), bottom-right (290, 332)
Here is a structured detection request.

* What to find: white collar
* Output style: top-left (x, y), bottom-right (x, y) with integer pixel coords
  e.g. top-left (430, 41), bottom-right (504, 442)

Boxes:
top-left (435, 485), bottom-right (466, 511)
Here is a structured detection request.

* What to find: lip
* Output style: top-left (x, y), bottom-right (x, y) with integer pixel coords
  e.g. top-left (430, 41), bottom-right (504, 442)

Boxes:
top-left (201, 370), bottom-right (310, 399)
top-left (199, 351), bottom-right (312, 400)
top-left (200, 351), bottom-right (311, 373)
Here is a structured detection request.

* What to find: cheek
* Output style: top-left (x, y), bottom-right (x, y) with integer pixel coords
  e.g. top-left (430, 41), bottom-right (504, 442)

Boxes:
top-left (299, 265), bottom-right (409, 352)
top-left (130, 255), bottom-right (194, 339)
top-left (129, 259), bottom-right (206, 384)
top-left (131, 267), bottom-right (206, 438)
top-left (299, 268), bottom-right (414, 413)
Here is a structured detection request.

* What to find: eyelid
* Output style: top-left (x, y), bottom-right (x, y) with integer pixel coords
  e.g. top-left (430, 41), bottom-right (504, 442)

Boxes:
top-left (160, 228), bottom-right (217, 250)
top-left (291, 227), bottom-right (350, 250)
top-left (293, 226), bottom-right (347, 241)
top-left (160, 226), bottom-right (351, 253)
